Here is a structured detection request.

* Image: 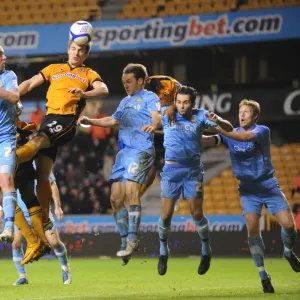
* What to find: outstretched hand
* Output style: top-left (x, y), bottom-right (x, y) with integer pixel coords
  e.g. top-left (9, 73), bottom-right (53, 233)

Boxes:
top-left (141, 125), bottom-right (155, 133)
top-left (68, 88), bottom-right (85, 98)
top-left (205, 110), bottom-right (219, 123)
top-left (77, 115), bottom-right (90, 126)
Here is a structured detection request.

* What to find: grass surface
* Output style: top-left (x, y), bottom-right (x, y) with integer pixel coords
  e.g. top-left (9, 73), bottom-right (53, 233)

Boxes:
top-left (0, 257), bottom-right (299, 299)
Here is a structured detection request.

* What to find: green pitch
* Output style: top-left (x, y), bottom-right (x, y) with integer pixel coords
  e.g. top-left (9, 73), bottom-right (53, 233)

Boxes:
top-left (0, 258), bottom-right (299, 300)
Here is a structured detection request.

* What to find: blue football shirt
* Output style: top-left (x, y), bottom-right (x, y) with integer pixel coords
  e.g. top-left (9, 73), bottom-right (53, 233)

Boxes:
top-left (162, 108), bottom-right (217, 166)
top-left (0, 70), bottom-right (18, 142)
top-left (112, 89), bottom-right (160, 154)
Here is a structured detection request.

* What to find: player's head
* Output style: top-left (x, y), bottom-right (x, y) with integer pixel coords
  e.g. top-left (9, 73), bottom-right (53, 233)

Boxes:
top-left (145, 75), bottom-right (182, 106)
top-left (67, 41), bottom-right (90, 67)
top-left (122, 63), bottom-right (148, 96)
top-left (239, 99), bottom-right (260, 129)
top-left (175, 85), bottom-right (197, 116)
top-left (0, 46), bottom-right (7, 73)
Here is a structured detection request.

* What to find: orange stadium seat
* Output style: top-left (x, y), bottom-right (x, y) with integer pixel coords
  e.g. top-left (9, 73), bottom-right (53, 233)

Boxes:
top-left (0, 0), bottom-right (102, 26)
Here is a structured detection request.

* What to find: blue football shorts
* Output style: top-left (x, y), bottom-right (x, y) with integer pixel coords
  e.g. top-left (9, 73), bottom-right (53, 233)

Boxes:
top-left (0, 136), bottom-right (16, 175)
top-left (239, 177), bottom-right (290, 215)
top-left (110, 147), bottom-right (155, 184)
top-left (161, 163), bottom-right (204, 200)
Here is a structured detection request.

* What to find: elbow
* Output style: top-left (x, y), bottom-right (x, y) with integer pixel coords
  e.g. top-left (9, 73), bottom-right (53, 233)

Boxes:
top-left (101, 88), bottom-right (109, 98)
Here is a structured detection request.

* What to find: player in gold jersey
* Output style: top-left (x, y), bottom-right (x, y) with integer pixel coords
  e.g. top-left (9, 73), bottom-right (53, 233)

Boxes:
top-left (16, 42), bottom-right (108, 228)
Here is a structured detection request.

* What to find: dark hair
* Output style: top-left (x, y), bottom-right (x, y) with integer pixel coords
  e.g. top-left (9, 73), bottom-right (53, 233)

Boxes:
top-left (176, 85), bottom-right (197, 106)
top-left (123, 63), bottom-right (148, 81)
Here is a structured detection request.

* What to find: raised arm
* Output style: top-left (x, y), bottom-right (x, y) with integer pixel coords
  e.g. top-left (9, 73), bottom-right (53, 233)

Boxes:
top-left (217, 128), bottom-right (256, 142)
top-left (19, 73), bottom-right (45, 96)
top-left (77, 115), bottom-right (120, 128)
top-left (141, 111), bottom-right (162, 133)
top-left (0, 87), bottom-right (19, 104)
top-left (206, 111), bottom-right (233, 132)
top-left (50, 181), bottom-right (64, 222)
top-left (69, 80), bottom-right (109, 99)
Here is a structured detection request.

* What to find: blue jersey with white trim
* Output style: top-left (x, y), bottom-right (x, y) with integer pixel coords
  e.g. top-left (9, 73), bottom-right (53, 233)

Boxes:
top-left (221, 124), bottom-right (275, 182)
top-left (112, 89), bottom-right (160, 154)
top-left (162, 108), bottom-right (217, 166)
top-left (0, 70), bottom-right (18, 142)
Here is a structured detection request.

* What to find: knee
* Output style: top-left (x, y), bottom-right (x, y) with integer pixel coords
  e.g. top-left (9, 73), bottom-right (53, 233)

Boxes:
top-left (12, 241), bottom-right (22, 250)
top-left (283, 221), bottom-right (296, 233)
top-left (110, 194), bottom-right (123, 211)
top-left (0, 174), bottom-right (15, 192)
top-left (190, 208), bottom-right (203, 221)
top-left (32, 134), bottom-right (50, 149)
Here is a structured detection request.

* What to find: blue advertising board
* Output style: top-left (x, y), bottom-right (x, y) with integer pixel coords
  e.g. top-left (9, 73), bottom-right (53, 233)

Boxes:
top-left (1, 7), bottom-right (300, 56)
top-left (53, 215), bottom-right (246, 234)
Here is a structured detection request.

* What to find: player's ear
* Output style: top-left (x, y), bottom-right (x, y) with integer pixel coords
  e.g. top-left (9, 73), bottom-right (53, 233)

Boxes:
top-left (138, 78), bottom-right (144, 86)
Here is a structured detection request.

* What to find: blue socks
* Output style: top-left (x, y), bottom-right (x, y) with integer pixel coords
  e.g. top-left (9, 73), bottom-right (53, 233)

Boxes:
top-left (114, 208), bottom-right (129, 248)
top-left (3, 191), bottom-right (17, 229)
top-left (12, 248), bottom-right (26, 277)
top-left (281, 227), bottom-right (297, 258)
top-left (53, 242), bottom-right (68, 268)
top-left (128, 205), bottom-right (141, 243)
top-left (248, 236), bottom-right (268, 280)
top-left (194, 216), bottom-right (211, 256)
top-left (158, 217), bottom-right (171, 256)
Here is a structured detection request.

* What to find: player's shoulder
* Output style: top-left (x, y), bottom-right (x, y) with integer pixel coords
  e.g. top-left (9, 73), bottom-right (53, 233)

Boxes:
top-left (2, 70), bottom-right (17, 79)
top-left (142, 89), bottom-right (159, 100)
top-left (251, 124), bottom-right (270, 135)
top-left (192, 108), bottom-right (207, 118)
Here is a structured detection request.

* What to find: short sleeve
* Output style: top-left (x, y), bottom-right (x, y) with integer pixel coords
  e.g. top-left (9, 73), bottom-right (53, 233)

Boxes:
top-left (5, 71), bottom-right (18, 90)
top-left (112, 99), bottom-right (125, 120)
top-left (220, 134), bottom-right (228, 146)
top-left (87, 69), bottom-right (103, 87)
top-left (200, 109), bottom-right (217, 127)
top-left (147, 94), bottom-right (161, 112)
top-left (250, 125), bottom-right (270, 146)
top-left (40, 64), bottom-right (54, 82)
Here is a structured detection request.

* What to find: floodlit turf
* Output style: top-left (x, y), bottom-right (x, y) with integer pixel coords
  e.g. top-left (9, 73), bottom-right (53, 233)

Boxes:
top-left (0, 257), bottom-right (299, 300)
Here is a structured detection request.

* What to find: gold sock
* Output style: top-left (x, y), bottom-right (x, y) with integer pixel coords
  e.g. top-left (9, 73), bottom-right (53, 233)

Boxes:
top-left (28, 206), bottom-right (48, 245)
top-left (15, 206), bottom-right (38, 246)
top-left (36, 180), bottom-right (52, 223)
top-left (16, 142), bottom-right (39, 164)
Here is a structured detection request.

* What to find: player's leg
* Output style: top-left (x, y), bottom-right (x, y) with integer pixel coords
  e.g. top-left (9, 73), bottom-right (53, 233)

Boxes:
top-left (45, 228), bottom-right (71, 284)
top-left (16, 133), bottom-right (50, 164)
top-left (0, 138), bottom-right (17, 242)
top-left (157, 197), bottom-right (176, 275)
top-left (264, 185), bottom-right (300, 272)
top-left (244, 212), bottom-right (274, 293)
top-left (17, 178), bottom-right (50, 263)
top-left (110, 181), bottom-right (128, 264)
top-left (185, 167), bottom-right (211, 275)
top-left (139, 166), bottom-right (156, 197)
top-left (157, 163), bottom-right (182, 275)
top-left (12, 229), bottom-right (28, 285)
top-left (35, 154), bottom-right (54, 226)
top-left (14, 204), bottom-right (42, 265)
top-left (240, 188), bottom-right (274, 293)
top-left (117, 150), bottom-right (155, 257)
top-left (276, 209), bottom-right (300, 271)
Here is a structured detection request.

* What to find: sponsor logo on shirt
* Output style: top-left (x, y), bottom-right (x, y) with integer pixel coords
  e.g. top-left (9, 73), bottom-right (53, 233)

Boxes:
top-left (170, 123), bottom-right (196, 133)
top-left (52, 72), bottom-right (87, 83)
top-left (233, 144), bottom-right (255, 152)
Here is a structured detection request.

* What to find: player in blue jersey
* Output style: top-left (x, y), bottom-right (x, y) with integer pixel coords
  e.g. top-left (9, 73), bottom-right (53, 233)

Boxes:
top-left (0, 45), bottom-right (21, 243)
top-left (157, 85), bottom-right (233, 276)
top-left (202, 99), bottom-right (300, 293)
top-left (78, 63), bottom-right (161, 261)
